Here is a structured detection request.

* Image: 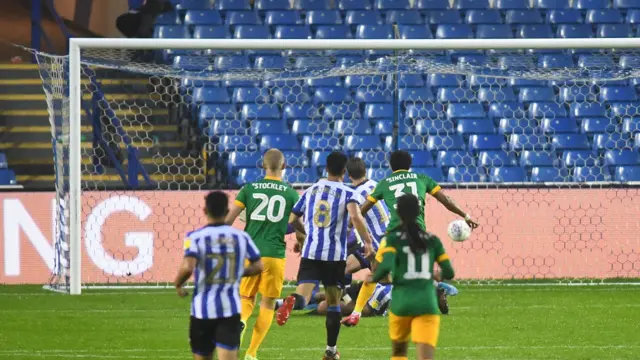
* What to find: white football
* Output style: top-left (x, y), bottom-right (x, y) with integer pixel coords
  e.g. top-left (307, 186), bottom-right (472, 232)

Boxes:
top-left (448, 220), bottom-right (471, 242)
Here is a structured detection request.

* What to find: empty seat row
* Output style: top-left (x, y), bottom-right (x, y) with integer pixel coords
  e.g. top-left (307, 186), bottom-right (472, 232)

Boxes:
top-left (214, 134), bottom-right (394, 152)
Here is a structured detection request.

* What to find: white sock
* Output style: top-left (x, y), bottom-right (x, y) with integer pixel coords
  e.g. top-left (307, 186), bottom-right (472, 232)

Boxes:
top-left (352, 311), bottom-right (361, 316)
top-left (326, 346), bottom-right (337, 353)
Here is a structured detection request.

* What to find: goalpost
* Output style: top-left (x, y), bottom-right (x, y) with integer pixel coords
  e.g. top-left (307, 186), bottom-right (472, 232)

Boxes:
top-left (39, 38), bottom-right (640, 294)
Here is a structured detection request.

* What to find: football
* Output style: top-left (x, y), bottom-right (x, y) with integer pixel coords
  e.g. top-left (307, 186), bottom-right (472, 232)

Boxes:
top-left (448, 220), bottom-right (471, 242)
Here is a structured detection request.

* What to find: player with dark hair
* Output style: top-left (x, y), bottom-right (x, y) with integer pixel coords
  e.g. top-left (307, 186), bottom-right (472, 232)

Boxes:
top-left (369, 193), bottom-right (455, 360)
top-left (174, 191), bottom-right (264, 360)
top-left (277, 151), bottom-right (374, 360)
top-left (342, 150), bottom-right (478, 327)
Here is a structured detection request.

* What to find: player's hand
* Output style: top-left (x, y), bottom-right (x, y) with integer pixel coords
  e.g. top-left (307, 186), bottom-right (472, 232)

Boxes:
top-left (465, 215), bottom-right (479, 230)
top-left (176, 287), bottom-right (189, 298)
top-left (293, 242), bottom-right (302, 253)
top-left (363, 243), bottom-right (374, 259)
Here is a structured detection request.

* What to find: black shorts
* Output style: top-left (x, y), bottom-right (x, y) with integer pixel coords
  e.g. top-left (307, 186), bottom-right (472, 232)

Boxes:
top-left (189, 315), bottom-right (241, 355)
top-left (298, 258), bottom-right (347, 287)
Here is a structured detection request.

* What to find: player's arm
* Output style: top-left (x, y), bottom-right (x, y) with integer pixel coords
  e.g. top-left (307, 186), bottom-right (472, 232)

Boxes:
top-left (225, 187), bottom-right (247, 225)
top-left (243, 234), bottom-right (264, 277)
top-left (174, 256), bottom-right (197, 297)
top-left (347, 202), bottom-right (374, 258)
top-left (432, 190), bottom-right (479, 229)
top-left (371, 248), bottom-right (396, 283)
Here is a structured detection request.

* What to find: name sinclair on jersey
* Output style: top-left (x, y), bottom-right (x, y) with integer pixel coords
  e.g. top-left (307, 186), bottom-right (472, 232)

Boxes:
top-left (386, 172), bottom-right (418, 182)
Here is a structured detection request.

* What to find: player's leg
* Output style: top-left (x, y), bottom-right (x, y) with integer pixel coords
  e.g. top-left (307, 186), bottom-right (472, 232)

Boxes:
top-left (323, 284), bottom-right (343, 359)
top-left (214, 315), bottom-right (242, 360)
top-left (345, 253), bottom-right (363, 274)
top-left (410, 314), bottom-right (440, 360)
top-left (388, 311), bottom-right (411, 360)
top-left (276, 258), bottom-right (320, 326)
top-left (238, 265), bottom-right (261, 345)
top-left (342, 258), bottom-right (378, 327)
top-left (190, 317), bottom-right (215, 360)
top-left (245, 258), bottom-right (285, 359)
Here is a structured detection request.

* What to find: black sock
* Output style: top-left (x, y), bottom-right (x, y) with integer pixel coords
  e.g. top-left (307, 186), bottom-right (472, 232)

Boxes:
top-left (291, 293), bottom-right (307, 310)
top-left (325, 306), bottom-right (342, 348)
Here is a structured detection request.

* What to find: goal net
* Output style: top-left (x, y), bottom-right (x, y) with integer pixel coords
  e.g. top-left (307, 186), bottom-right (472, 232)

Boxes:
top-left (37, 39), bottom-right (640, 293)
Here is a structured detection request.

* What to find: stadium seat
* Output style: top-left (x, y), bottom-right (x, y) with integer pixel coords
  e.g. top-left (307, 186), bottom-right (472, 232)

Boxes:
top-left (529, 102), bottom-right (568, 119)
top-left (284, 167), bottom-right (317, 183)
top-left (265, 10), bottom-right (303, 25)
top-left (427, 10), bottom-right (463, 24)
top-left (557, 24), bottom-right (594, 38)
top-left (446, 103), bottom-right (485, 119)
top-left (173, 55), bottom-right (208, 71)
top-left (614, 0), bottom-right (639, 8)
top-left (611, 102), bottom-right (640, 118)
top-left (490, 167), bottom-right (527, 182)
top-left (498, 55), bottom-right (535, 70)
top-left (232, 87), bottom-right (269, 104)
top-left (385, 10), bottom-right (423, 25)
top-left (192, 87), bottom-right (230, 103)
top-left (214, 55), bottom-right (250, 71)
top-left (406, 151), bottom-right (435, 167)
top-left (469, 134), bottom-right (507, 153)
top-left (454, 0), bottom-right (489, 10)
top-left (520, 150), bottom-right (557, 168)
top-left (274, 25), bottom-right (312, 38)
top-left (228, 152), bottom-right (261, 173)
top-left (478, 150), bottom-right (517, 167)
top-left (573, 166), bottom-right (611, 182)
top-left (234, 25), bottom-right (270, 39)
top-left (273, 86), bottom-right (311, 103)
top-left (345, 10), bottom-right (382, 26)
top-left (435, 24), bottom-right (473, 39)
top-left (313, 87), bottom-right (351, 104)
top-left (255, 0), bottom-right (291, 11)
top-left (622, 117), bottom-right (640, 134)
top-left (530, 167), bottom-right (568, 182)
top-left (398, 73), bottom-right (426, 87)
top-left (436, 150), bottom-right (475, 168)
top-left (619, 55), bottom-right (640, 70)
top-left (428, 74), bottom-right (463, 87)
top-left (355, 88), bottom-right (392, 103)
top-left (562, 150), bottom-right (598, 167)
top-left (323, 103), bottom-right (362, 120)
top-left (218, 135), bottom-right (257, 151)
top-left (225, 11), bottom-right (260, 25)
top-left (366, 168), bottom-right (392, 181)
top-left (293, 0), bottom-right (332, 10)
top-left (547, 10), bottom-right (584, 24)
top-left (281, 151), bottom-right (310, 168)
top-left (604, 149), bottom-right (640, 169)
top-left (292, 119), bottom-right (330, 135)
top-left (506, 10), bottom-right (543, 24)
top-left (516, 24), bottom-right (553, 38)
top-left (259, 134), bottom-right (300, 151)
top-left (251, 120), bottom-right (286, 135)
top-left (374, 120), bottom-right (395, 135)
top-left (456, 119), bottom-right (496, 135)
top-left (541, 118), bottom-right (579, 134)
top-left (306, 10), bottom-right (342, 25)
top-left (345, 74), bottom-right (384, 88)
top-left (241, 104), bottom-right (281, 120)
top-left (338, 0), bottom-right (372, 10)
top-left (593, 133), bottom-right (631, 152)
top-left (334, 120), bottom-right (372, 135)
top-left (426, 134), bottom-right (465, 153)
top-left (597, 24), bottom-right (632, 37)
top-left (466, 10), bottom-right (502, 24)
top-left (0, 153), bottom-right (7, 169)
top-left (496, 0), bottom-right (530, 9)
top-left (581, 118), bottom-right (618, 135)
top-left (405, 104), bottom-right (445, 120)
top-left (636, 133), bottom-right (640, 150)
top-left (586, 9), bottom-right (623, 24)
top-left (447, 167), bottom-right (486, 183)
top-left (155, 11), bottom-right (181, 25)
top-left (626, 9), bottom-right (640, 25)
top-left (615, 166), bottom-right (640, 181)
top-left (476, 24), bottom-right (513, 38)
top-left (489, 102), bottom-right (526, 119)
top-left (415, 119), bottom-right (455, 135)
top-left (155, 25), bottom-right (189, 39)
top-left (216, 0), bottom-right (250, 11)
top-left (236, 168), bottom-right (263, 184)
top-left (538, 54), bottom-right (574, 68)
top-left (375, 0), bottom-right (411, 10)
top-left (356, 24), bottom-right (394, 39)
top-left (415, 0), bottom-right (450, 11)
top-left (412, 167), bottom-right (444, 181)
top-left (184, 10), bottom-right (222, 25)
top-left (398, 135), bottom-right (425, 150)
top-left (254, 55), bottom-right (286, 69)
top-left (559, 87), bottom-right (596, 103)
top-left (193, 25), bottom-right (231, 39)
top-left (509, 78), bottom-right (547, 89)
top-left (314, 25), bottom-right (353, 39)
top-left (570, 103), bottom-right (607, 118)
top-left (394, 25), bottom-right (430, 38)
top-left (519, 87), bottom-right (555, 103)
top-left (599, 86), bottom-right (638, 102)
top-left (344, 135), bottom-right (383, 150)
top-left (456, 54), bottom-right (487, 66)
top-left (535, 0), bottom-right (569, 9)
top-left (209, 120), bottom-right (247, 135)
top-left (199, 104), bottom-right (238, 126)
top-left (552, 134), bottom-right (590, 151)
top-left (365, 103), bottom-right (394, 119)
top-left (399, 88), bottom-right (435, 103)
top-left (498, 118), bottom-right (537, 135)
top-left (438, 88), bottom-right (476, 103)
top-left (574, 0), bottom-right (610, 9)
top-left (283, 104), bottom-right (320, 122)
top-left (509, 134), bottom-right (551, 151)
top-left (177, 0), bottom-right (212, 10)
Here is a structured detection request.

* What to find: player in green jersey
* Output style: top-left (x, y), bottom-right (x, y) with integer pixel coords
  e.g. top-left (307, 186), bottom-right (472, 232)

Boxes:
top-left (369, 193), bottom-right (455, 360)
top-left (342, 150), bottom-right (477, 327)
top-left (225, 148), bottom-right (301, 360)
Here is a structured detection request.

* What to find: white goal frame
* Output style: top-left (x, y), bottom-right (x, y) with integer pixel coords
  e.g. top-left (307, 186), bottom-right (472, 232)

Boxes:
top-left (67, 37), bottom-right (640, 294)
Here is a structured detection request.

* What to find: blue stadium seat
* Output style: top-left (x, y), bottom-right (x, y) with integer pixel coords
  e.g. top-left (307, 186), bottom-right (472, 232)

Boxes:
top-left (354, 88), bottom-right (392, 103)
top-left (586, 9), bottom-right (623, 24)
top-left (273, 87), bottom-right (311, 103)
top-left (265, 10), bottom-right (303, 25)
top-left (405, 104), bottom-right (445, 120)
top-left (509, 134), bottom-right (551, 151)
top-left (604, 150), bottom-right (640, 170)
top-left (155, 25), bottom-right (189, 39)
top-left (234, 25), bottom-right (270, 38)
top-left (496, 0), bottom-right (530, 9)
top-left (415, 119), bottom-right (455, 135)
top-left (0, 153), bottom-right (7, 169)
top-left (155, 12), bottom-right (180, 25)
top-left (284, 168), bottom-right (317, 183)
top-left (611, 102), bottom-right (640, 118)
top-left (530, 167), bottom-right (568, 182)
top-left (574, 0), bottom-right (610, 9)
top-left (516, 24), bottom-right (553, 38)
top-left (242, 104), bottom-right (281, 120)
top-left (274, 25), bottom-right (312, 38)
top-left (415, 0), bottom-right (450, 10)
top-left (426, 134), bottom-right (465, 153)
top-left (193, 25), bottom-right (231, 39)
top-left (490, 167), bottom-right (527, 182)
top-left (626, 9), bottom-right (640, 25)
top-left (282, 151), bottom-right (310, 167)
top-left (344, 135), bottom-right (383, 150)
top-left (293, 0), bottom-right (331, 10)
top-left (398, 135), bottom-right (424, 150)
top-left (447, 167), bottom-right (486, 182)
top-left (581, 118), bottom-right (618, 135)
top-left (593, 133), bottom-right (631, 152)
top-left (620, 55), bottom-right (640, 69)
top-left (218, 135), bottom-right (257, 151)
top-left (557, 24), bottom-right (594, 38)
top-left (438, 88), bottom-right (476, 102)
top-left (614, 0), bottom-right (639, 8)
top-left (498, 118), bottom-right (537, 134)
top-left (314, 25), bottom-right (353, 38)
top-left (615, 166), bottom-right (640, 181)
top-left (252, 120), bottom-right (286, 135)
top-left (406, 151), bottom-right (435, 167)
top-left (498, 55), bottom-right (535, 70)
top-left (509, 78), bottom-right (547, 89)
top-left (284, 104), bottom-right (320, 121)
top-left (306, 10), bottom-right (342, 25)
top-left (428, 73), bottom-right (463, 87)
top-left (292, 119), bottom-right (331, 135)
top-left (255, 0), bottom-right (291, 11)
top-left (306, 77), bottom-right (343, 89)
top-left (192, 87), bottom-right (230, 103)
top-left (184, 10), bottom-right (222, 25)
top-left (225, 11), bottom-right (260, 25)
top-left (386, 10), bottom-right (424, 25)
top-left (599, 86), bottom-right (638, 102)
top-left (478, 150), bottom-right (518, 167)
top-left (173, 55), bottom-right (207, 71)
top-left (622, 117), bottom-right (640, 134)
top-left (636, 133), bottom-right (640, 150)
top-left (427, 10), bottom-right (463, 24)
top-left (334, 120), bottom-right (373, 134)
top-left (457, 119), bottom-right (496, 135)
top-left (199, 104), bottom-right (238, 126)
top-left (552, 134), bottom-right (590, 151)
top-left (259, 134), bottom-right (300, 151)
top-left (374, 120), bottom-right (395, 135)
top-left (366, 168), bottom-right (392, 181)
top-left (570, 103), bottom-right (607, 118)
top-left (489, 102), bottom-right (526, 119)
top-left (344, 75), bottom-right (384, 89)
top-left (356, 24), bottom-right (394, 39)
top-left (236, 168), bottom-right (263, 184)
top-left (177, 0), bottom-right (212, 10)
top-left (547, 10), bottom-right (584, 24)
top-left (375, 0), bottom-right (411, 10)
top-left (216, 0), bottom-right (250, 11)
top-left (313, 87), bottom-right (352, 104)
top-left (227, 152), bottom-right (261, 173)
top-left (466, 10), bottom-right (503, 24)
top-left (529, 102), bottom-right (568, 119)
top-left (469, 134), bottom-right (507, 153)
top-left (399, 87), bottom-right (435, 103)
top-left (398, 73), bottom-right (426, 87)
top-left (559, 87), bottom-right (596, 102)
top-left (453, 0), bottom-right (489, 10)
top-left (435, 24), bottom-right (473, 38)
top-left (232, 87), bottom-right (269, 104)
top-left (323, 103), bottom-right (362, 119)
top-left (597, 24), bottom-right (632, 37)
top-left (538, 54), bottom-right (574, 68)
top-left (345, 10), bottom-right (382, 26)
top-left (365, 103), bottom-right (394, 119)
top-left (214, 55), bottom-right (250, 71)
top-left (447, 103), bottom-right (485, 119)
top-left (563, 150), bottom-right (599, 167)
top-left (506, 10), bottom-right (543, 24)
top-left (412, 167), bottom-right (444, 181)
top-left (254, 55), bottom-right (286, 69)
top-left (455, 54), bottom-right (487, 66)
top-left (520, 150), bottom-right (557, 168)
top-left (535, 0), bottom-right (569, 9)
top-left (476, 24), bottom-right (513, 38)
top-left (209, 120), bottom-right (246, 135)
top-left (541, 118), bottom-right (579, 134)
top-left (352, 152), bottom-right (387, 168)
top-left (573, 166), bottom-right (611, 182)
top-left (519, 87), bottom-right (555, 103)
top-left (294, 56), bottom-right (334, 69)
top-left (436, 150), bottom-right (475, 168)
top-left (338, 0), bottom-right (372, 10)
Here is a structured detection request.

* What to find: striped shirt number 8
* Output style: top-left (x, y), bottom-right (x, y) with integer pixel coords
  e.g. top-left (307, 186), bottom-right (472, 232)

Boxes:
top-left (251, 194), bottom-right (286, 222)
top-left (313, 200), bottom-right (331, 228)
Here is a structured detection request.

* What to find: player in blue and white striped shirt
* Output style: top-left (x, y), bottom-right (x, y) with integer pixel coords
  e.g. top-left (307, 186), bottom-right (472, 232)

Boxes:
top-left (277, 152), bottom-right (374, 360)
top-left (174, 191), bottom-right (264, 360)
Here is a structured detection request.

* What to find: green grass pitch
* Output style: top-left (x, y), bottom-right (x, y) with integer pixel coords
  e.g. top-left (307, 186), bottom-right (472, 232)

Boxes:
top-left (1, 285), bottom-right (639, 360)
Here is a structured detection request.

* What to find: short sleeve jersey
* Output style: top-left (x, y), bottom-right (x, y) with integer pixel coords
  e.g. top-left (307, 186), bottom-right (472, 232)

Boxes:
top-left (234, 177), bottom-right (300, 259)
top-left (377, 231), bottom-right (449, 316)
top-left (368, 170), bottom-right (441, 232)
